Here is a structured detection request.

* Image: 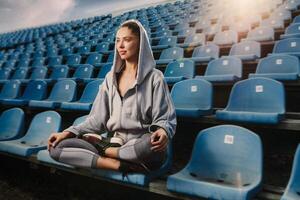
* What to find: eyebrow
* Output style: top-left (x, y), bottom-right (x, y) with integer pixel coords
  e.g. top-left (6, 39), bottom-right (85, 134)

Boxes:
top-left (116, 36), bottom-right (134, 39)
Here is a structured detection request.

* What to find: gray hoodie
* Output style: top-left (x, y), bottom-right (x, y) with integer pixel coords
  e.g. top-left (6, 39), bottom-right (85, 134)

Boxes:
top-left (65, 20), bottom-right (177, 142)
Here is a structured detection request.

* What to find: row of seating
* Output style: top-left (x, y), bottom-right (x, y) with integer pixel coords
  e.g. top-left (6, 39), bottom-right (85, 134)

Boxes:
top-left (0, 107), bottom-right (298, 200)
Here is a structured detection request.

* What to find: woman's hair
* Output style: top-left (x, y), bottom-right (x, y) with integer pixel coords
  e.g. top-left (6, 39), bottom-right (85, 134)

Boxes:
top-left (121, 21), bottom-right (140, 38)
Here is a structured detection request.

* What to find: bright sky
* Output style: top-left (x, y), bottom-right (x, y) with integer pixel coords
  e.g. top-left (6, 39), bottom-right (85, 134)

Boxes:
top-left (0, 0), bottom-right (169, 33)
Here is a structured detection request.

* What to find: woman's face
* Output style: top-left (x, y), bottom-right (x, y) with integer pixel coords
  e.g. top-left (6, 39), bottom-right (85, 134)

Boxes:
top-left (116, 27), bottom-right (140, 61)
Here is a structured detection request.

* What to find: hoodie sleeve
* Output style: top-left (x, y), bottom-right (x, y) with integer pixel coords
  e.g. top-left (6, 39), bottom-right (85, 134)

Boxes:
top-left (148, 75), bottom-right (177, 139)
top-left (64, 77), bottom-right (110, 136)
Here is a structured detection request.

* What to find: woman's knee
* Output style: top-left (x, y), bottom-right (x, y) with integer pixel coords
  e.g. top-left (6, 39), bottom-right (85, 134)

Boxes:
top-left (49, 146), bottom-right (61, 161)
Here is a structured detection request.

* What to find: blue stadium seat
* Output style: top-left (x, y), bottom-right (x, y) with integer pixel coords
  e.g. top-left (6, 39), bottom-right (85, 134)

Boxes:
top-left (66, 54), bottom-right (81, 66)
top-left (86, 53), bottom-right (103, 67)
top-left (47, 56), bottom-right (63, 67)
top-left (281, 144), bottom-right (300, 200)
top-left (0, 111), bottom-right (61, 157)
top-left (212, 30), bottom-right (238, 45)
top-left (229, 41), bottom-right (261, 61)
top-left (178, 33), bottom-right (205, 48)
top-left (176, 28), bottom-right (196, 38)
top-left (85, 63), bottom-right (112, 83)
top-left (216, 77), bottom-right (285, 124)
top-left (0, 108), bottom-right (25, 141)
top-left (164, 59), bottom-right (195, 84)
top-left (167, 125), bottom-right (263, 200)
top-left (31, 57), bottom-right (45, 68)
top-left (281, 23), bottom-right (300, 39)
top-left (249, 54), bottom-right (300, 80)
top-left (60, 80), bottom-right (103, 111)
top-left (44, 65), bottom-right (69, 83)
top-left (171, 79), bottom-right (213, 117)
top-left (21, 67), bottom-right (48, 83)
top-left (272, 38), bottom-right (300, 57)
top-left (0, 80), bottom-right (21, 101)
top-left (63, 64), bottom-right (94, 82)
top-left (77, 45), bottom-right (91, 54)
top-left (156, 47), bottom-right (184, 65)
top-left (11, 68), bottom-right (29, 80)
top-left (152, 36), bottom-right (177, 50)
top-left (260, 18), bottom-right (284, 29)
top-left (1, 80), bottom-right (47, 106)
top-left (243, 26), bottom-right (275, 42)
top-left (191, 44), bottom-right (219, 63)
top-left (196, 56), bottom-right (242, 82)
top-left (95, 42), bottom-right (111, 54)
top-left (37, 115), bottom-right (87, 168)
top-left (0, 69), bottom-right (11, 84)
top-left (29, 80), bottom-right (77, 109)
top-left (16, 59), bottom-right (30, 68)
top-left (61, 47), bottom-right (73, 56)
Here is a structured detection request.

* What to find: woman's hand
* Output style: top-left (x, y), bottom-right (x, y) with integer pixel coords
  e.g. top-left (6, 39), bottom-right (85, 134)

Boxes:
top-left (150, 128), bottom-right (168, 152)
top-left (47, 131), bottom-right (75, 150)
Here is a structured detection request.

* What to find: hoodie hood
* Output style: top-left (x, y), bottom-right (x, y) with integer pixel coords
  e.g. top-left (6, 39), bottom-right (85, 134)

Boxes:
top-left (112, 19), bottom-right (156, 86)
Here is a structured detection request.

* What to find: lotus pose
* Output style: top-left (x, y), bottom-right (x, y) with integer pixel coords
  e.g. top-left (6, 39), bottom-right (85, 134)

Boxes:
top-left (47, 20), bottom-right (177, 173)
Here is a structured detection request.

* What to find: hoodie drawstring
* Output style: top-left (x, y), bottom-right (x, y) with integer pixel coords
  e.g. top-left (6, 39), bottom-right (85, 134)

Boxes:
top-left (135, 85), bottom-right (145, 129)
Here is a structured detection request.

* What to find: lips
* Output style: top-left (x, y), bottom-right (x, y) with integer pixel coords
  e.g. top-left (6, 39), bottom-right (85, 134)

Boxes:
top-left (119, 51), bottom-right (127, 55)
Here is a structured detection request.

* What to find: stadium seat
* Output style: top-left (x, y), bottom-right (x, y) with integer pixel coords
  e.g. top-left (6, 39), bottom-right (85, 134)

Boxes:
top-left (229, 41), bottom-right (261, 61)
top-left (31, 57), bottom-right (45, 68)
top-left (167, 125), bottom-right (263, 200)
top-left (164, 59), bottom-right (195, 84)
top-left (212, 30), bottom-right (238, 45)
top-left (61, 47), bottom-right (73, 56)
top-left (281, 23), bottom-right (300, 39)
top-left (29, 79), bottom-right (77, 109)
top-left (171, 79), bottom-right (213, 117)
top-left (152, 36), bottom-right (177, 50)
top-left (281, 144), bottom-right (300, 200)
top-left (95, 42), bottom-right (111, 54)
top-left (216, 77), bottom-right (285, 124)
top-left (191, 44), bottom-right (219, 63)
top-left (260, 18), bottom-right (285, 29)
top-left (0, 111), bottom-right (61, 157)
top-left (0, 80), bottom-right (21, 101)
top-left (77, 45), bottom-right (91, 54)
top-left (60, 79), bottom-right (103, 111)
top-left (60, 64), bottom-right (94, 82)
top-left (272, 38), bottom-right (300, 57)
top-left (156, 47), bottom-right (184, 65)
top-left (47, 56), bottom-right (63, 67)
top-left (44, 65), bottom-right (69, 83)
top-left (0, 68), bottom-right (11, 84)
top-left (85, 53), bottom-right (103, 67)
top-left (196, 56), bottom-right (242, 82)
top-left (249, 54), bottom-right (300, 80)
top-left (178, 33), bottom-right (205, 48)
top-left (36, 115), bottom-right (88, 168)
top-left (243, 26), bottom-right (275, 42)
top-left (0, 108), bottom-right (25, 141)
top-left (11, 68), bottom-right (29, 80)
top-left (16, 59), bottom-right (30, 68)
top-left (85, 63), bottom-right (112, 83)
top-left (2, 79), bottom-right (47, 105)
top-left (21, 67), bottom-right (48, 83)
top-left (66, 54), bottom-right (81, 66)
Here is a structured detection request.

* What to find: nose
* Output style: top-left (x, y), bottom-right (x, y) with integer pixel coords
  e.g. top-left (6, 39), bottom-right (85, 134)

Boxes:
top-left (118, 40), bottom-right (125, 49)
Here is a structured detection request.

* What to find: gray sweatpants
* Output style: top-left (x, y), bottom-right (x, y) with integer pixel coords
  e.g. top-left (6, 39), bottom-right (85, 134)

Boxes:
top-left (49, 133), bottom-right (166, 170)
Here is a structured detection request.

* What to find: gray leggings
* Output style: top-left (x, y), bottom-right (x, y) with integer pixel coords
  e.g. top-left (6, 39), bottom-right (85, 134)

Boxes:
top-left (49, 133), bottom-right (165, 170)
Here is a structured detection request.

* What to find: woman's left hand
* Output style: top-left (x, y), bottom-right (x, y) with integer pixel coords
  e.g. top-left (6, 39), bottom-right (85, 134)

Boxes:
top-left (150, 128), bottom-right (168, 152)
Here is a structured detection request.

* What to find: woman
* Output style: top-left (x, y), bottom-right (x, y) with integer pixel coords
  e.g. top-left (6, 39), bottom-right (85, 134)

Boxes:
top-left (47, 20), bottom-right (177, 173)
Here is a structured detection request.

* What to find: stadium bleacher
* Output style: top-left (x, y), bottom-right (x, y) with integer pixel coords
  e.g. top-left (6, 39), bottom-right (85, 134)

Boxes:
top-left (1, 0), bottom-right (300, 199)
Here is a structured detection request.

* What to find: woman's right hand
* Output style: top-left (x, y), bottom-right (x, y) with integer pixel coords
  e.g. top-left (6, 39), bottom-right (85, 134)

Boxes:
top-left (47, 131), bottom-right (75, 151)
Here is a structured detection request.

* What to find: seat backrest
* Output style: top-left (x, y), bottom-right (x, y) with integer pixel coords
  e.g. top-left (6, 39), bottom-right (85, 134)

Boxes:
top-left (158, 36), bottom-right (177, 46)
top-left (159, 47), bottom-right (184, 60)
top-left (184, 33), bottom-right (205, 44)
top-left (31, 57), bottom-right (45, 67)
top-left (66, 54), bottom-right (81, 65)
top-left (21, 111), bottom-right (61, 145)
top-left (0, 80), bottom-right (21, 99)
top-left (79, 80), bottom-right (103, 103)
top-left (97, 63), bottom-right (112, 78)
top-left (164, 59), bottom-right (195, 78)
top-left (0, 108), bottom-right (25, 139)
top-left (226, 77), bottom-right (285, 113)
top-left (256, 54), bottom-right (299, 74)
top-left (284, 23), bottom-right (300, 35)
top-left (229, 41), bottom-right (261, 57)
top-left (192, 44), bottom-right (219, 59)
top-left (106, 52), bottom-right (115, 63)
top-left (171, 79), bottom-right (213, 109)
top-left (213, 30), bottom-right (238, 45)
top-left (77, 45), bottom-right (91, 54)
top-left (61, 47), bottom-right (73, 56)
top-left (47, 56), bottom-right (63, 67)
top-left (48, 79), bottom-right (77, 102)
top-left (95, 42), bottom-right (110, 52)
top-left (274, 37), bottom-right (300, 53)
top-left (205, 56), bottom-right (242, 77)
top-left (11, 68), bottom-right (28, 79)
top-left (16, 59), bottom-right (30, 68)
top-left (21, 80), bottom-right (47, 100)
top-left (188, 125), bottom-right (262, 185)
top-left (30, 67), bottom-right (48, 79)
top-left (86, 53), bottom-right (103, 66)
top-left (247, 26), bottom-right (274, 40)
top-left (49, 65), bottom-right (69, 79)
top-left (0, 69), bottom-right (11, 80)
top-left (73, 64), bottom-right (94, 79)
top-left (177, 27), bottom-right (196, 37)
